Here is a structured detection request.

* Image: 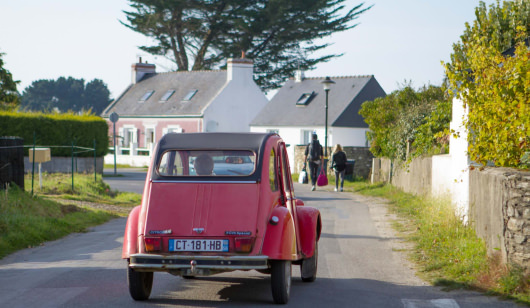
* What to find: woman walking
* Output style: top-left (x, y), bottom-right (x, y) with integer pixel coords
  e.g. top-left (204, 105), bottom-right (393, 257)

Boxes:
top-left (331, 144), bottom-right (347, 192)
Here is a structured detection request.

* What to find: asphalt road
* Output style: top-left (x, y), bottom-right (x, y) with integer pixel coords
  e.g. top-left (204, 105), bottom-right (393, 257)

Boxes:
top-left (103, 168), bottom-right (147, 194)
top-left (0, 171), bottom-right (521, 307)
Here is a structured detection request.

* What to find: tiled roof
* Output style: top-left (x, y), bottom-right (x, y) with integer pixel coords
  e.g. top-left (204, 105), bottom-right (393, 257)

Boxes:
top-left (102, 70), bottom-right (227, 117)
top-left (250, 75), bottom-right (386, 128)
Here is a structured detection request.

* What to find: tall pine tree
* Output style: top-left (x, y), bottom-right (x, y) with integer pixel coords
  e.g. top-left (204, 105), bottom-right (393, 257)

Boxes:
top-left (122, 0), bottom-right (371, 91)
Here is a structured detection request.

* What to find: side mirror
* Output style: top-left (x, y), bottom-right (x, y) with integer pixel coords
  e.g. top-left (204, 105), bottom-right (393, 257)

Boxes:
top-left (295, 199), bottom-right (305, 206)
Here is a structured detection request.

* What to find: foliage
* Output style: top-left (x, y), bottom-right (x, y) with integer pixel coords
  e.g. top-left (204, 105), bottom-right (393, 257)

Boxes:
top-left (0, 111), bottom-right (109, 157)
top-left (20, 77), bottom-right (110, 114)
top-left (122, 0), bottom-right (371, 91)
top-left (0, 52), bottom-right (20, 110)
top-left (359, 85), bottom-right (449, 160)
top-left (445, 1), bottom-right (530, 167)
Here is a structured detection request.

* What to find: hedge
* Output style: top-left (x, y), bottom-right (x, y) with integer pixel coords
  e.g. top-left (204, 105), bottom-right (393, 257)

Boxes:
top-left (0, 111), bottom-right (109, 157)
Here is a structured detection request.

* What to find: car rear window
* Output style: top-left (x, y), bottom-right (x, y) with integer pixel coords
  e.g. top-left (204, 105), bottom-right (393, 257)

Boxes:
top-left (157, 150), bottom-right (256, 177)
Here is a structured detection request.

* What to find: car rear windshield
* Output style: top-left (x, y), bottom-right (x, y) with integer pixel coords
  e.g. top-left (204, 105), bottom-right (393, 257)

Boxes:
top-left (157, 150), bottom-right (256, 177)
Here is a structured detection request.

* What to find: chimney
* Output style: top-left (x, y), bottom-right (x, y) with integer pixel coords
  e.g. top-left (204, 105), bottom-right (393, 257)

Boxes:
top-left (227, 58), bottom-right (254, 82)
top-left (131, 59), bottom-right (156, 84)
top-left (294, 70), bottom-right (305, 83)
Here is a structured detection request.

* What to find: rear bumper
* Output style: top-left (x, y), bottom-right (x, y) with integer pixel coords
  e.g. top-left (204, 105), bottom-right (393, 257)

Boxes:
top-left (129, 253), bottom-right (269, 275)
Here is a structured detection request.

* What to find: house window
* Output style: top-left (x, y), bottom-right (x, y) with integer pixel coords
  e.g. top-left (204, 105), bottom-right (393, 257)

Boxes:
top-left (183, 89), bottom-right (198, 101)
top-left (302, 130), bottom-right (313, 145)
top-left (160, 90), bottom-right (175, 102)
top-left (145, 127), bottom-right (155, 147)
top-left (139, 90), bottom-right (154, 102)
top-left (296, 91), bottom-right (315, 106)
top-left (122, 127), bottom-right (137, 147)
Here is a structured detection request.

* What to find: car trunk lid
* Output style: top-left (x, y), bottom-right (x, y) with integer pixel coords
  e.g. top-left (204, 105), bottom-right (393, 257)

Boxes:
top-left (144, 182), bottom-right (260, 240)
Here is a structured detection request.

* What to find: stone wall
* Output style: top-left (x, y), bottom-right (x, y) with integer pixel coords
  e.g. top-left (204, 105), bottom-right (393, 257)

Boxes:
top-left (293, 145), bottom-right (374, 179)
top-left (503, 171), bottom-right (530, 270)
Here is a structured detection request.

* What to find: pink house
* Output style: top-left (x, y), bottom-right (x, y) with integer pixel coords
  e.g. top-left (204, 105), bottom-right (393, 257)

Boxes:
top-left (101, 57), bottom-right (268, 166)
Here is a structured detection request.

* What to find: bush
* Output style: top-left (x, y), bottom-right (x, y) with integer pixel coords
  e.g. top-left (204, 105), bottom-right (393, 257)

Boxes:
top-left (359, 85), bottom-right (449, 161)
top-left (445, 1), bottom-right (530, 167)
top-left (0, 111), bottom-right (108, 157)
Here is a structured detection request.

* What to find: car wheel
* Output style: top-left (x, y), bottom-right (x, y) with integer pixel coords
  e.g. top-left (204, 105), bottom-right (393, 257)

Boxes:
top-left (270, 260), bottom-right (291, 304)
top-left (301, 240), bottom-right (318, 282)
top-left (127, 266), bottom-right (153, 301)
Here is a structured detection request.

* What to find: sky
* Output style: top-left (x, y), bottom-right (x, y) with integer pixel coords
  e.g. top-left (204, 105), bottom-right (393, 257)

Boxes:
top-left (1, 0), bottom-right (498, 99)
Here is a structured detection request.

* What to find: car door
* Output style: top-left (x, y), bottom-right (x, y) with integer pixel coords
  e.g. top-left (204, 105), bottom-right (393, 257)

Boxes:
top-left (278, 142), bottom-right (302, 256)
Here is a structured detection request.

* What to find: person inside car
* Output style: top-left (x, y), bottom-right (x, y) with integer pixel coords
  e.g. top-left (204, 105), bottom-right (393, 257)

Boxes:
top-left (194, 153), bottom-right (214, 175)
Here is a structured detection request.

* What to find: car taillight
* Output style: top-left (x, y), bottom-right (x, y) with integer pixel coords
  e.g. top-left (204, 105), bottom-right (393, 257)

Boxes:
top-left (234, 237), bottom-right (254, 253)
top-left (144, 237), bottom-right (161, 252)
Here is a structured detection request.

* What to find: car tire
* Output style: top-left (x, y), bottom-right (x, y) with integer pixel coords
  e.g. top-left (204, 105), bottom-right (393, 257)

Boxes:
top-left (270, 260), bottom-right (291, 304)
top-left (301, 240), bottom-right (318, 282)
top-left (127, 266), bottom-right (153, 301)
top-left (182, 275), bottom-right (195, 279)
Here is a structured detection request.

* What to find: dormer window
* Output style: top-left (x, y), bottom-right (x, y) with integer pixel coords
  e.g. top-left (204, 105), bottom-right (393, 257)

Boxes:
top-left (182, 89), bottom-right (198, 101)
top-left (160, 90), bottom-right (175, 102)
top-left (139, 90), bottom-right (154, 102)
top-left (296, 91), bottom-right (315, 106)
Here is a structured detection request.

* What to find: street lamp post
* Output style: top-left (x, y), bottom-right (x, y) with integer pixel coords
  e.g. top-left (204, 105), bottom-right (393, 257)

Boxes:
top-left (321, 76), bottom-right (335, 170)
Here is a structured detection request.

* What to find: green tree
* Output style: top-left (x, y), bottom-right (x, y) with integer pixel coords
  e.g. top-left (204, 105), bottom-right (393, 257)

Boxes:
top-left (0, 52), bottom-right (20, 110)
top-left (445, 1), bottom-right (530, 167)
top-left (122, 0), bottom-right (371, 91)
top-left (21, 77), bottom-right (110, 114)
top-left (359, 85), bottom-right (449, 161)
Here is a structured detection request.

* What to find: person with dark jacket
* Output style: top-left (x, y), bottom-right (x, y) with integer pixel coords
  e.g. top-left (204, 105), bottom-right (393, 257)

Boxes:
top-left (304, 132), bottom-right (323, 191)
top-left (331, 144), bottom-right (347, 191)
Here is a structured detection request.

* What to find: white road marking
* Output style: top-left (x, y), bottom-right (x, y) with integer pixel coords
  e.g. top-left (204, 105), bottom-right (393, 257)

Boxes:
top-left (402, 298), bottom-right (460, 308)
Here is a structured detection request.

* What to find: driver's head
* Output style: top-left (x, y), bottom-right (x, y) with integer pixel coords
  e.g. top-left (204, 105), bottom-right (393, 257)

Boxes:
top-left (194, 154), bottom-right (214, 175)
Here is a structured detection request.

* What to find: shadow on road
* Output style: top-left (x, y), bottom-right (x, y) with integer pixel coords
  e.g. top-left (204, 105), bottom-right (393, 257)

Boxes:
top-left (299, 196), bottom-right (350, 202)
top-left (320, 232), bottom-right (398, 241)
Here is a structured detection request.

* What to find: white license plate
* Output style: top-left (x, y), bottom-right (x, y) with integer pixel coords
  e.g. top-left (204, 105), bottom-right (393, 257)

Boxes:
top-left (169, 239), bottom-right (229, 252)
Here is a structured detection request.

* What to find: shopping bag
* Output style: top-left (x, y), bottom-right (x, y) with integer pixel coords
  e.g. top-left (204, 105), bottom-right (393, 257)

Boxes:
top-left (316, 168), bottom-right (328, 186)
top-left (299, 168), bottom-right (308, 184)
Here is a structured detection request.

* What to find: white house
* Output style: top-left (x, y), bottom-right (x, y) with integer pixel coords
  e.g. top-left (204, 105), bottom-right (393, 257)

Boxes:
top-left (101, 57), bottom-right (268, 166)
top-left (250, 72), bottom-right (386, 171)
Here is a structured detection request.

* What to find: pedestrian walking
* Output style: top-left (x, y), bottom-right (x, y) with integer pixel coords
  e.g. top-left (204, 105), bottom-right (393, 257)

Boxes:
top-left (331, 144), bottom-right (347, 192)
top-left (304, 132), bottom-right (323, 191)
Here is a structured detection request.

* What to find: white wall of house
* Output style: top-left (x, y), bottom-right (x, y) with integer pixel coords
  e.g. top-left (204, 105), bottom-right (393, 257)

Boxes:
top-left (203, 60), bottom-right (268, 133)
top-left (448, 97), bottom-right (470, 220)
top-left (428, 97), bottom-right (470, 221)
top-left (332, 127), bottom-right (369, 147)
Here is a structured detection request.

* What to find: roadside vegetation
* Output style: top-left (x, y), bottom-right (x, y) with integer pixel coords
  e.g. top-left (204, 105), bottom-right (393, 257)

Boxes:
top-left (0, 173), bottom-right (141, 260)
top-left (310, 176), bottom-right (530, 305)
top-left (27, 173), bottom-right (141, 206)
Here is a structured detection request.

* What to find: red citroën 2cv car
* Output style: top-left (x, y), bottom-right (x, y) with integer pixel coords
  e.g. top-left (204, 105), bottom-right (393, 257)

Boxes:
top-left (122, 132), bottom-right (321, 304)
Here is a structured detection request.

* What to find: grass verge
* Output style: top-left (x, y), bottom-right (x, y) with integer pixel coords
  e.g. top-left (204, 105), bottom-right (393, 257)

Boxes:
top-left (0, 184), bottom-right (115, 260)
top-left (0, 173), bottom-right (142, 260)
top-left (354, 182), bottom-right (530, 305)
top-left (295, 173), bottom-right (530, 305)
top-left (26, 172), bottom-right (141, 207)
